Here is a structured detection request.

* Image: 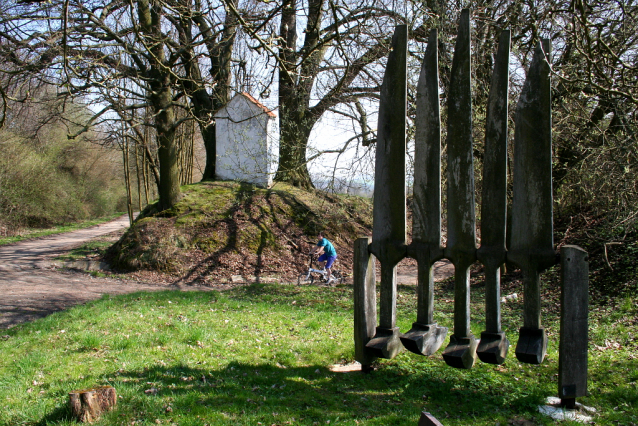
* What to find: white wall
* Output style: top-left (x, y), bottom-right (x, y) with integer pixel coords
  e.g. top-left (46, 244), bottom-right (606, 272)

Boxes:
top-left (215, 95), bottom-right (278, 188)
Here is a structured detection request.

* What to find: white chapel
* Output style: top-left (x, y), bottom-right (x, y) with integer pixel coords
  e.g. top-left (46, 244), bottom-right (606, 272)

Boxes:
top-left (214, 92), bottom-right (279, 188)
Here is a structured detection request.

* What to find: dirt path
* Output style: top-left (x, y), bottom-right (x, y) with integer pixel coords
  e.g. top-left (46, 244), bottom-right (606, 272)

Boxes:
top-left (0, 215), bottom-right (133, 268)
top-left (0, 215), bottom-right (454, 329)
top-left (395, 261), bottom-right (454, 286)
top-left (0, 216), bottom-right (176, 329)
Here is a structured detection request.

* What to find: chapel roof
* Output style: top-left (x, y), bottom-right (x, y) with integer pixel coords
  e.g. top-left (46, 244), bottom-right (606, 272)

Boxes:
top-left (240, 92), bottom-right (277, 118)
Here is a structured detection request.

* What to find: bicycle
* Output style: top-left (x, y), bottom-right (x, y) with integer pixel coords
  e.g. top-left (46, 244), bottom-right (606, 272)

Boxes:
top-left (297, 254), bottom-right (344, 286)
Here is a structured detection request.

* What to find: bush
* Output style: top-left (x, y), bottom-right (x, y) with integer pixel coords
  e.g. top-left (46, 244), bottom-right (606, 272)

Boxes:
top-left (0, 114), bottom-right (127, 232)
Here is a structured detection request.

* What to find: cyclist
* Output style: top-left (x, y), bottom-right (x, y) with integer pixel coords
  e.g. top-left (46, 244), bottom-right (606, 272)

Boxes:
top-left (310, 231), bottom-right (338, 284)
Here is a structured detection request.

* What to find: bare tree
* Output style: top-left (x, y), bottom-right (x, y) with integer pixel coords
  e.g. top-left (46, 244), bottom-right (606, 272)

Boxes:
top-left (169, 0), bottom-right (242, 181)
top-left (223, 0), bottom-right (409, 188)
top-left (0, 0), bottom-right (253, 209)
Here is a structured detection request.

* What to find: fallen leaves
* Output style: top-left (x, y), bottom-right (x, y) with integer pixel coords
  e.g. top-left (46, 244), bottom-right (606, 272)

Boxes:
top-left (593, 339), bottom-right (622, 351)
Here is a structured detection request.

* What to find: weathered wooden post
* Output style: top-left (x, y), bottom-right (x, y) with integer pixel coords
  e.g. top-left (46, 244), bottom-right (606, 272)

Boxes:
top-left (440, 9), bottom-right (479, 370)
top-left (401, 29), bottom-right (448, 356)
top-left (365, 24), bottom-right (408, 359)
top-left (509, 39), bottom-right (555, 365)
top-left (559, 245), bottom-right (589, 407)
top-left (353, 236), bottom-right (378, 368)
top-left (476, 29), bottom-right (511, 365)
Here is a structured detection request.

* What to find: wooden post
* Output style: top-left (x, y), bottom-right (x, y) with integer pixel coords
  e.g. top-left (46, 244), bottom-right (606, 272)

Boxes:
top-left (559, 245), bottom-right (589, 407)
top-left (69, 386), bottom-right (117, 423)
top-left (418, 412), bottom-right (444, 426)
top-left (353, 237), bottom-right (378, 368)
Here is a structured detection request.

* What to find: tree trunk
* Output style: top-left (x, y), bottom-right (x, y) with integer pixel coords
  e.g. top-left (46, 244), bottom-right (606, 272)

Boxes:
top-left (184, 0), bottom-right (237, 182)
top-left (275, 0), bottom-right (314, 189)
top-left (276, 101), bottom-right (315, 188)
top-left (122, 133), bottom-right (134, 226)
top-left (200, 123), bottom-right (216, 181)
top-left (139, 0), bottom-right (181, 211)
top-left (155, 100), bottom-right (180, 211)
top-left (135, 144), bottom-right (143, 211)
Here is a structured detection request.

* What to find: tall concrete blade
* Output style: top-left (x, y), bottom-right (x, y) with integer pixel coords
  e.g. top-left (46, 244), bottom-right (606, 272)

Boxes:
top-left (412, 29), bottom-right (441, 248)
top-left (402, 29), bottom-right (447, 357)
top-left (509, 39), bottom-right (554, 365)
top-left (441, 8), bottom-right (478, 370)
top-left (366, 25), bottom-right (407, 360)
top-left (476, 29), bottom-right (511, 365)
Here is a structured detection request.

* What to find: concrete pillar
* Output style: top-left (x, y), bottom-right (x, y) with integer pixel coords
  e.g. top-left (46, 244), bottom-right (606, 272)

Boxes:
top-left (441, 9), bottom-right (478, 370)
top-left (476, 29), bottom-right (511, 365)
top-left (402, 29), bottom-right (447, 357)
top-left (366, 25), bottom-right (408, 360)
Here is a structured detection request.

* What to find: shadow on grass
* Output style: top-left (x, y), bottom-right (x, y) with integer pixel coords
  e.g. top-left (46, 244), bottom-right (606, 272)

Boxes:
top-left (39, 359), bottom-right (560, 425)
top-left (20, 285), bottom-right (636, 425)
top-left (35, 405), bottom-right (73, 426)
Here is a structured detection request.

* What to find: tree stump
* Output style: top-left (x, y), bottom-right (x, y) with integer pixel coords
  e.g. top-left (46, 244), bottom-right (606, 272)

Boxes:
top-left (69, 386), bottom-right (117, 423)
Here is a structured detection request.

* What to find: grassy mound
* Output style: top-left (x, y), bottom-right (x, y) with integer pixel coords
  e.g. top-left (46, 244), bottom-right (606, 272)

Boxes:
top-left (109, 181), bottom-right (373, 283)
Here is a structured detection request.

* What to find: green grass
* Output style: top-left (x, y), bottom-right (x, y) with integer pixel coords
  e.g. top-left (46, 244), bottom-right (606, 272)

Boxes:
top-left (0, 282), bottom-right (636, 426)
top-left (0, 213), bottom-right (127, 246)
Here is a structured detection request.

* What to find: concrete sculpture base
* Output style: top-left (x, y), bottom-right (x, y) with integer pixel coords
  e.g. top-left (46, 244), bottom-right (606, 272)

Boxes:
top-left (515, 327), bottom-right (547, 364)
top-left (400, 322), bottom-right (447, 356)
top-left (477, 331), bottom-right (509, 364)
top-left (366, 327), bottom-right (404, 359)
top-left (442, 334), bottom-right (478, 369)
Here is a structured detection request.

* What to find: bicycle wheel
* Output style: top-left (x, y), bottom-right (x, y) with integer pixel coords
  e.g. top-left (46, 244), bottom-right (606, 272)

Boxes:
top-left (297, 274), bottom-right (314, 285)
top-left (332, 271), bottom-right (344, 285)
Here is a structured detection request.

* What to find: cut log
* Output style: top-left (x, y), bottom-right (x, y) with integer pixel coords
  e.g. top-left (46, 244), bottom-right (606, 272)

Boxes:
top-left (69, 386), bottom-right (117, 423)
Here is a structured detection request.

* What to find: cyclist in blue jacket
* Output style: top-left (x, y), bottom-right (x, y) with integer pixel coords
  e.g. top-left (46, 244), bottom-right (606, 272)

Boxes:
top-left (310, 231), bottom-right (338, 283)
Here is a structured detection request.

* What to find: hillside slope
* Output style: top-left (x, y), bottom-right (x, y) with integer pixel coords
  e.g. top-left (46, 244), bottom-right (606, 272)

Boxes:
top-left (109, 181), bottom-right (373, 284)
